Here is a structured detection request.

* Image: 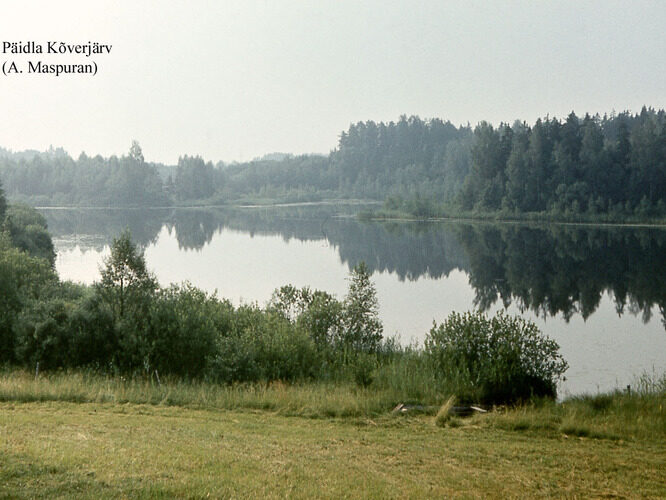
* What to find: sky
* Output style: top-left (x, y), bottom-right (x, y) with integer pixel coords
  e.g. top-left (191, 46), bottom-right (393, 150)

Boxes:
top-left (1, 0), bottom-right (665, 164)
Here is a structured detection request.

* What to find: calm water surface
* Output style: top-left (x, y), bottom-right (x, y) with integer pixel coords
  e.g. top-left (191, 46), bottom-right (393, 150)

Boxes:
top-left (40, 205), bottom-right (666, 396)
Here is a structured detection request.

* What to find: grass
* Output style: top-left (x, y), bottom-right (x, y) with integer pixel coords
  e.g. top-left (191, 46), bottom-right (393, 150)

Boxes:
top-left (1, 370), bottom-right (664, 439)
top-left (1, 401), bottom-right (665, 498)
top-left (0, 370), bottom-right (444, 419)
top-left (480, 373), bottom-right (666, 442)
top-left (0, 370), bottom-right (664, 498)
top-left (364, 203), bottom-right (666, 226)
top-left (434, 396), bottom-right (456, 427)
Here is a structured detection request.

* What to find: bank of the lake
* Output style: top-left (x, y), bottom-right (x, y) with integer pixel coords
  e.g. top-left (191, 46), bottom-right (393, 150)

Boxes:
top-left (359, 204), bottom-right (666, 226)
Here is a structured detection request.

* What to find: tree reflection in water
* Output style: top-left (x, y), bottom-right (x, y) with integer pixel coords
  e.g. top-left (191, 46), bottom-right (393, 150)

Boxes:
top-left (42, 206), bottom-right (666, 328)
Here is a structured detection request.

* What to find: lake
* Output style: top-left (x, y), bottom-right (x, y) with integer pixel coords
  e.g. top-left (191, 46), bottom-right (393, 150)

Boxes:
top-left (39, 204), bottom-right (666, 397)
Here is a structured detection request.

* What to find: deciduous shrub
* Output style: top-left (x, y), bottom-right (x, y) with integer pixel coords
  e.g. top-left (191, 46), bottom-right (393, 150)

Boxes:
top-left (269, 285), bottom-right (343, 350)
top-left (143, 284), bottom-right (221, 378)
top-left (206, 305), bottom-right (320, 383)
top-left (3, 203), bottom-right (56, 266)
top-left (426, 311), bottom-right (568, 404)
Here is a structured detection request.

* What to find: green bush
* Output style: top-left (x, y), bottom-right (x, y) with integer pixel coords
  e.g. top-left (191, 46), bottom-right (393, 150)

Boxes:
top-left (206, 305), bottom-right (320, 384)
top-left (426, 311), bottom-right (568, 404)
top-left (13, 289), bottom-right (117, 371)
top-left (352, 353), bottom-right (376, 387)
top-left (3, 203), bottom-right (56, 266)
top-left (144, 284), bottom-right (220, 378)
top-left (0, 234), bottom-right (58, 363)
top-left (269, 285), bottom-right (343, 350)
top-left (67, 294), bottom-right (117, 368)
top-left (14, 299), bottom-right (73, 370)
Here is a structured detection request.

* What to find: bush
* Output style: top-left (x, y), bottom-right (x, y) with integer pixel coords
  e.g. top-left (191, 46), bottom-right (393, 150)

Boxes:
top-left (144, 284), bottom-right (220, 378)
top-left (426, 311), bottom-right (568, 404)
top-left (67, 294), bottom-right (117, 368)
top-left (14, 299), bottom-right (73, 370)
top-left (0, 234), bottom-right (58, 363)
top-left (352, 353), bottom-right (376, 387)
top-left (13, 289), bottom-right (117, 371)
top-left (269, 285), bottom-right (343, 350)
top-left (206, 305), bottom-right (320, 384)
top-left (3, 203), bottom-right (56, 266)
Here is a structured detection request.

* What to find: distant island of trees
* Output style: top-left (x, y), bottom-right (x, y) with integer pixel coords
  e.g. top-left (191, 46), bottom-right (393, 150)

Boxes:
top-left (1, 106), bottom-right (665, 222)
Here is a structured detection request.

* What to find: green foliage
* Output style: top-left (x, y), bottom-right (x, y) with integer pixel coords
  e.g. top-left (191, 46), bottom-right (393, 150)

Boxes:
top-left (129, 140), bottom-right (144, 163)
top-left (97, 230), bottom-right (158, 321)
top-left (268, 266), bottom-right (385, 371)
top-left (65, 293), bottom-right (116, 368)
top-left (0, 179), bottom-right (6, 220)
top-left (0, 143), bottom-right (169, 207)
top-left (10, 282), bottom-right (117, 370)
top-left (144, 284), bottom-right (221, 377)
top-left (426, 311), bottom-right (568, 404)
top-left (351, 353), bottom-right (376, 387)
top-left (0, 234), bottom-right (58, 362)
top-left (341, 262), bottom-right (383, 353)
top-left (379, 110), bottom-right (665, 222)
top-left (269, 284), bottom-right (343, 349)
top-left (207, 305), bottom-right (320, 384)
top-left (3, 203), bottom-right (56, 266)
top-left (0, 224), bottom-right (583, 410)
top-left (0, 203), bottom-right (58, 363)
top-left (174, 155), bottom-right (216, 200)
top-left (1, 108), bottom-right (664, 222)
top-left (14, 298), bottom-right (75, 370)
top-left (263, 268), bottom-right (388, 386)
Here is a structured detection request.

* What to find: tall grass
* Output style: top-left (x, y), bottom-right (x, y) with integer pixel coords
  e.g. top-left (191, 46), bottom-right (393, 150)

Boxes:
top-left (2, 368), bottom-right (664, 443)
top-left (481, 371), bottom-right (666, 441)
top-left (372, 347), bottom-right (442, 403)
top-left (0, 369), bottom-right (435, 418)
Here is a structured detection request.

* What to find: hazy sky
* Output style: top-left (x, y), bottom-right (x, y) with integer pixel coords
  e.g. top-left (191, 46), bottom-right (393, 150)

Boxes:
top-left (1, 0), bottom-right (664, 164)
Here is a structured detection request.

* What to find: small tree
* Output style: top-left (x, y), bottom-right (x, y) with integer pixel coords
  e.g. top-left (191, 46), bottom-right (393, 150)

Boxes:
top-left (129, 140), bottom-right (144, 164)
top-left (97, 230), bottom-right (157, 321)
top-left (340, 262), bottom-right (383, 353)
top-left (269, 284), bottom-right (343, 349)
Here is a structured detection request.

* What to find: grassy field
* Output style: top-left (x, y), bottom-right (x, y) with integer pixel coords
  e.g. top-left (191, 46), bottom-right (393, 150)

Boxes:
top-left (1, 372), bottom-right (665, 498)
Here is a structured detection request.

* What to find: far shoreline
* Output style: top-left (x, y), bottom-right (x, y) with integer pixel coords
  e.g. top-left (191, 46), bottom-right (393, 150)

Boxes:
top-left (29, 200), bottom-right (666, 229)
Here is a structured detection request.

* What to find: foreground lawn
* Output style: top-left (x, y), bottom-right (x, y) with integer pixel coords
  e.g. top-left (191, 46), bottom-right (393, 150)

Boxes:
top-left (1, 401), bottom-right (665, 499)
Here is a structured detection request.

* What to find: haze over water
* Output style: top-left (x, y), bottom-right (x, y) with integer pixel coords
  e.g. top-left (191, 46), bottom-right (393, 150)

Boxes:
top-left (42, 205), bottom-right (666, 397)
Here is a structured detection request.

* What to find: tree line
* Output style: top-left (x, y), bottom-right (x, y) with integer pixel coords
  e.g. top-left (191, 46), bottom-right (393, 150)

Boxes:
top-left (458, 108), bottom-right (666, 218)
top-left (1, 108), bottom-right (664, 219)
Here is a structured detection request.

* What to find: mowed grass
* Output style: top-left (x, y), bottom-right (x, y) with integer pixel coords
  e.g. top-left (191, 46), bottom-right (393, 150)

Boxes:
top-left (1, 401), bottom-right (664, 499)
top-left (0, 371), bottom-right (665, 498)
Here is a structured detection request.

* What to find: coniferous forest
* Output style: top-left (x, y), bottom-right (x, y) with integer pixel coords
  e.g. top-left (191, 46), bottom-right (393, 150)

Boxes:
top-left (1, 107), bottom-right (664, 221)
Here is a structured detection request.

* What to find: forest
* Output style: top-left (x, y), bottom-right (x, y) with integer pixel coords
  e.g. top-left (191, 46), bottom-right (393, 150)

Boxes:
top-left (1, 107), bottom-right (664, 220)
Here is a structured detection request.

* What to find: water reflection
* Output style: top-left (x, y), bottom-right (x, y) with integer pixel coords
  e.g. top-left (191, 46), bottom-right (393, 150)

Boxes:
top-left (42, 206), bottom-right (666, 327)
top-left (458, 224), bottom-right (666, 324)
